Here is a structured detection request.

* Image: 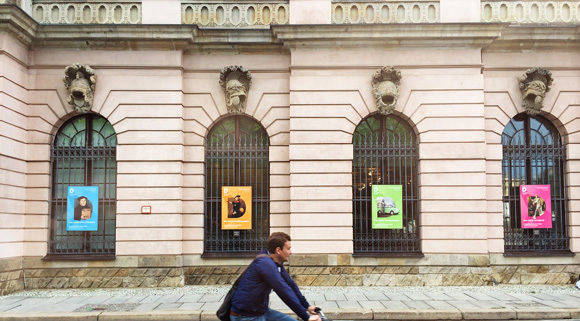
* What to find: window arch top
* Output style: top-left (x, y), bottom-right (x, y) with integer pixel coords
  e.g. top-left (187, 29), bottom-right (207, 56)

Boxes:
top-left (55, 115), bottom-right (116, 147)
top-left (207, 116), bottom-right (269, 147)
top-left (501, 114), bottom-right (561, 147)
top-left (353, 114), bottom-right (416, 146)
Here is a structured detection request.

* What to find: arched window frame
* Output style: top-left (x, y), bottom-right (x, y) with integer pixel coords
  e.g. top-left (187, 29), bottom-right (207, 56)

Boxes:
top-left (47, 114), bottom-right (117, 259)
top-left (203, 115), bottom-right (270, 257)
top-left (501, 113), bottom-right (570, 255)
top-left (352, 113), bottom-right (421, 256)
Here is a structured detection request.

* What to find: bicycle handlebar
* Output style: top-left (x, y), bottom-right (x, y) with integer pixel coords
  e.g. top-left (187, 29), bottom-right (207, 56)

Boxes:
top-left (314, 307), bottom-right (330, 321)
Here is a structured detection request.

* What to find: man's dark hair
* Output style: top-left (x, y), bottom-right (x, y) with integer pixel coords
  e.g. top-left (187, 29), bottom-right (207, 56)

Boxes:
top-left (267, 232), bottom-right (291, 254)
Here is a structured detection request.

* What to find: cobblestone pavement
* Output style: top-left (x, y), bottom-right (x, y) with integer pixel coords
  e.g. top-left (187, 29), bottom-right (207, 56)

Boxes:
top-left (0, 285), bottom-right (579, 320)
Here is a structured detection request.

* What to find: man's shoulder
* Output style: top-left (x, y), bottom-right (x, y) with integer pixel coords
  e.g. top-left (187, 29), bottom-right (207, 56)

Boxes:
top-left (253, 256), bottom-right (276, 269)
top-left (254, 255), bottom-right (272, 263)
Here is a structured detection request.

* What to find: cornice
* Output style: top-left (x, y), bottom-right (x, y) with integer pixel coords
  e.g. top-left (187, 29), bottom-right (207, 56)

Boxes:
top-left (0, 5), bottom-right (578, 52)
top-left (485, 24), bottom-right (580, 51)
top-left (193, 28), bottom-right (282, 51)
top-left (0, 4), bottom-right (38, 45)
top-left (270, 23), bottom-right (508, 48)
top-left (33, 24), bottom-right (198, 49)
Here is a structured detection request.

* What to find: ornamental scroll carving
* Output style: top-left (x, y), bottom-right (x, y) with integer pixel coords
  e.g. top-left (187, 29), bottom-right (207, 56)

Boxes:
top-left (518, 67), bottom-right (553, 115)
top-left (220, 66), bottom-right (252, 114)
top-left (372, 66), bottom-right (401, 115)
top-left (64, 64), bottom-right (96, 113)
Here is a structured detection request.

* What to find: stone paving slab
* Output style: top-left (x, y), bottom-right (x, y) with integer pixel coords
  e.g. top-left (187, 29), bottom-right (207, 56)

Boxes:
top-left (0, 285), bottom-right (578, 320)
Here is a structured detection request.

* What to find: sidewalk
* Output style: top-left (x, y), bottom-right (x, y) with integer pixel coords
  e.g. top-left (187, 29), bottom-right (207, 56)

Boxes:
top-left (1, 285), bottom-right (579, 320)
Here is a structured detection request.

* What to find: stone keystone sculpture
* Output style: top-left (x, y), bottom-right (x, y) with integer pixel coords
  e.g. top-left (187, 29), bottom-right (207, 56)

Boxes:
top-left (519, 67), bottom-right (553, 115)
top-left (219, 65), bottom-right (252, 114)
top-left (372, 66), bottom-right (402, 115)
top-left (64, 64), bottom-right (96, 113)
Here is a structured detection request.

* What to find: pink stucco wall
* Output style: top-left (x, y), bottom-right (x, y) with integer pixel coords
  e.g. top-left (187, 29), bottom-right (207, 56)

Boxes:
top-left (0, 5), bottom-right (579, 268)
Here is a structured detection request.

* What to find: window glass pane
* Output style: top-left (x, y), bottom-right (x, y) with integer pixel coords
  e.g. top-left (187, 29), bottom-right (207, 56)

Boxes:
top-left (501, 114), bottom-right (568, 253)
top-left (50, 115), bottom-right (117, 256)
top-left (204, 116), bottom-right (269, 255)
top-left (352, 114), bottom-right (420, 254)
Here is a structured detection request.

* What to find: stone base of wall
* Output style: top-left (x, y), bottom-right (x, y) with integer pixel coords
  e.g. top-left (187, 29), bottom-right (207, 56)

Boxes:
top-left (11, 254), bottom-right (580, 290)
top-left (184, 253), bottom-right (580, 286)
top-left (185, 264), bottom-right (579, 286)
top-left (0, 257), bottom-right (24, 295)
top-left (184, 266), bottom-right (243, 285)
top-left (22, 256), bottom-right (185, 290)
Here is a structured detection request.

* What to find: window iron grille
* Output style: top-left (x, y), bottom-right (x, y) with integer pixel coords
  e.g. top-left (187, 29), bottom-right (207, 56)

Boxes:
top-left (48, 114), bottom-right (117, 258)
top-left (502, 113), bottom-right (569, 255)
top-left (203, 116), bottom-right (270, 256)
top-left (352, 114), bottom-right (421, 256)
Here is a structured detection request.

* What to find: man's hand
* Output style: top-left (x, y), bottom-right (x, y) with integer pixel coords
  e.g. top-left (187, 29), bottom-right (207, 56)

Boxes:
top-left (308, 315), bottom-right (321, 321)
top-left (307, 306), bottom-right (319, 315)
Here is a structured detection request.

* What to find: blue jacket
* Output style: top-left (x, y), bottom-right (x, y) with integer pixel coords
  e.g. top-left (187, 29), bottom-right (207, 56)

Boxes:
top-left (231, 256), bottom-right (310, 321)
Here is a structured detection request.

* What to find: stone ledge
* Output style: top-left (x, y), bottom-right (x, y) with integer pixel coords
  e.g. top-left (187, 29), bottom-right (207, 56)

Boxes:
top-left (98, 310), bottom-right (201, 321)
top-left (2, 308), bottom-right (580, 321)
top-left (0, 312), bottom-right (100, 321)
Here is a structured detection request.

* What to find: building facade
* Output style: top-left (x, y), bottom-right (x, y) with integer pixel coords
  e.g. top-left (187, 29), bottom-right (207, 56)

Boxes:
top-left (0, 0), bottom-right (579, 295)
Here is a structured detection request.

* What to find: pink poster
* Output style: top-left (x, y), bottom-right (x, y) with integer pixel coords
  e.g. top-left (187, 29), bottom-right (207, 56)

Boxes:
top-left (520, 185), bottom-right (552, 229)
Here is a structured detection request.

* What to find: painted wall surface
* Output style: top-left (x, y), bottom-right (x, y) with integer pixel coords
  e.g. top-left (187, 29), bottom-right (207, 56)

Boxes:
top-left (0, 24), bottom-right (579, 271)
top-left (483, 50), bottom-right (580, 255)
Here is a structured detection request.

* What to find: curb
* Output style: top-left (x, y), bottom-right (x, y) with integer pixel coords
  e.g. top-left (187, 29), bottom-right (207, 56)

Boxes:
top-left (0, 312), bottom-right (101, 321)
top-left (1, 309), bottom-right (580, 320)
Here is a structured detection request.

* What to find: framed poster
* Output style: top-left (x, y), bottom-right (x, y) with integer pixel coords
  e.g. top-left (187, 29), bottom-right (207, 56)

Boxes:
top-left (371, 185), bottom-right (403, 229)
top-left (520, 185), bottom-right (552, 229)
top-left (222, 186), bottom-right (252, 230)
top-left (66, 186), bottom-right (99, 231)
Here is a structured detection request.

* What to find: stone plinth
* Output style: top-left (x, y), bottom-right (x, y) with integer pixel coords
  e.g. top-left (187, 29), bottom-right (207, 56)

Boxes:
top-left (22, 256), bottom-right (185, 290)
top-left (0, 257), bottom-right (24, 295)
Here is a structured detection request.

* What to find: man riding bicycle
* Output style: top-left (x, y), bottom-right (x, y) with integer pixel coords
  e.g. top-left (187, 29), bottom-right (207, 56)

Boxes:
top-left (230, 232), bottom-right (322, 321)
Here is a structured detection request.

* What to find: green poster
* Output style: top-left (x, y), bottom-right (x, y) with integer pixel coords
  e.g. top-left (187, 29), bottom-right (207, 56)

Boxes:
top-left (372, 185), bottom-right (403, 229)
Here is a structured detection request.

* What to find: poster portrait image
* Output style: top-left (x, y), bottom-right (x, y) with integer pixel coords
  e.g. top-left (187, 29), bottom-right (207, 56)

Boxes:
top-left (66, 186), bottom-right (99, 231)
top-left (520, 185), bottom-right (552, 229)
top-left (371, 185), bottom-right (403, 229)
top-left (221, 186), bottom-right (252, 230)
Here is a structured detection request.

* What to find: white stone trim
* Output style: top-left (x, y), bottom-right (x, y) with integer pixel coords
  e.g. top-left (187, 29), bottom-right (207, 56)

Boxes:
top-left (332, 1), bottom-right (440, 24)
top-left (481, 1), bottom-right (580, 23)
top-left (32, 1), bottom-right (142, 24)
top-left (181, 2), bottom-right (289, 27)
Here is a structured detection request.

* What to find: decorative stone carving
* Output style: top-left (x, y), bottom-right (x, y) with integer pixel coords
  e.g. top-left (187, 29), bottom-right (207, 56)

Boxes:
top-left (220, 66), bottom-right (252, 114)
top-left (482, 1), bottom-right (579, 24)
top-left (372, 66), bottom-right (401, 115)
top-left (182, 3), bottom-right (289, 27)
top-left (332, 2), bottom-right (440, 24)
top-left (32, 2), bottom-right (141, 24)
top-left (64, 64), bottom-right (96, 113)
top-left (518, 67), bottom-right (553, 115)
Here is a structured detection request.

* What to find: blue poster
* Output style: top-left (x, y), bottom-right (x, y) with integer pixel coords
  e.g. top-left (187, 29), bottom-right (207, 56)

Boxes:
top-left (66, 186), bottom-right (99, 231)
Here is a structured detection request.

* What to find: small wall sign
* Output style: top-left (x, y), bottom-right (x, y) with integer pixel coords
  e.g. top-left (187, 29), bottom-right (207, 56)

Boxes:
top-left (141, 205), bottom-right (152, 214)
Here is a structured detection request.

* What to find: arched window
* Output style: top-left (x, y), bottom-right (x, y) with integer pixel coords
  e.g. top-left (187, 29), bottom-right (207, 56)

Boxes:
top-left (204, 115), bottom-right (269, 256)
top-left (49, 114), bottom-right (117, 257)
top-left (352, 114), bottom-right (420, 255)
top-left (502, 113), bottom-right (569, 254)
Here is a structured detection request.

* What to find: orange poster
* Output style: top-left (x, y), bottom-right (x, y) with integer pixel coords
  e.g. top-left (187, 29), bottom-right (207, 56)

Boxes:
top-left (221, 186), bottom-right (252, 230)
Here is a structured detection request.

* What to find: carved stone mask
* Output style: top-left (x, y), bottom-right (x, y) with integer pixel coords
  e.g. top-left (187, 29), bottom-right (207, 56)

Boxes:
top-left (220, 66), bottom-right (251, 114)
top-left (64, 64), bottom-right (96, 113)
top-left (372, 66), bottom-right (401, 115)
top-left (519, 67), bottom-right (553, 115)
top-left (225, 78), bottom-right (247, 112)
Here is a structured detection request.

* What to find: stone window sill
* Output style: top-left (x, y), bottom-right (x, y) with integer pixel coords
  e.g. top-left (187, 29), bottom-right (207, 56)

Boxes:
top-left (42, 254), bottom-right (116, 261)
